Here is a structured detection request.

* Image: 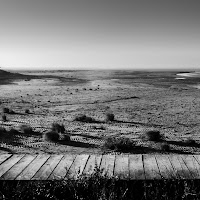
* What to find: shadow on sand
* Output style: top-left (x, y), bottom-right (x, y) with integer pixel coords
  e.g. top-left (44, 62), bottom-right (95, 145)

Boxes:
top-left (0, 147), bottom-right (13, 153)
top-left (58, 140), bottom-right (96, 148)
top-left (165, 140), bottom-right (200, 148)
top-left (102, 145), bottom-right (190, 154)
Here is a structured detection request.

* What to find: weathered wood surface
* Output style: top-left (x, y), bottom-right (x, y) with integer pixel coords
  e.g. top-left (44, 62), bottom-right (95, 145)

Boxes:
top-left (0, 154), bottom-right (200, 180)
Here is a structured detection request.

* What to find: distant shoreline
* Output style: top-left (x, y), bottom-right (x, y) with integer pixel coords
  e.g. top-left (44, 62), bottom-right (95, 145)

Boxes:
top-left (177, 72), bottom-right (200, 77)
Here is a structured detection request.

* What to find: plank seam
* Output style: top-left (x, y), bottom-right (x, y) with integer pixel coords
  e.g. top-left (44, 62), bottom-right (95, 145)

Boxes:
top-left (154, 156), bottom-right (163, 179)
top-left (45, 155), bottom-right (65, 180)
top-left (193, 155), bottom-right (200, 177)
top-left (0, 154), bottom-right (12, 165)
top-left (49, 154), bottom-right (77, 180)
top-left (176, 155), bottom-right (190, 179)
top-left (64, 154), bottom-right (78, 179)
top-left (0, 154), bottom-right (25, 179)
top-left (180, 156), bottom-right (195, 179)
top-left (142, 154), bottom-right (146, 180)
top-left (193, 155), bottom-right (200, 166)
top-left (112, 154), bottom-right (116, 178)
top-left (93, 154), bottom-right (103, 172)
top-left (168, 155), bottom-right (181, 179)
top-left (98, 154), bottom-right (103, 168)
top-left (14, 154), bottom-right (39, 180)
top-left (128, 155), bottom-right (130, 181)
top-left (81, 155), bottom-right (91, 175)
top-left (46, 155), bottom-right (65, 180)
top-left (31, 155), bottom-right (51, 180)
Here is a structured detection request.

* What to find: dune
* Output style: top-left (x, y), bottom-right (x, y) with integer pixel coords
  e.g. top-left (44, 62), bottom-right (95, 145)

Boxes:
top-left (0, 69), bottom-right (32, 85)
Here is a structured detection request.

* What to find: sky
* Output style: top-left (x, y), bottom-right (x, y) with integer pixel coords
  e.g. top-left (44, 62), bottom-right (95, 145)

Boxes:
top-left (0, 0), bottom-right (200, 70)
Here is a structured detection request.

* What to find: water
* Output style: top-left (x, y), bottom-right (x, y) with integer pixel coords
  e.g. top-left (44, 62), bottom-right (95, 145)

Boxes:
top-left (176, 72), bottom-right (200, 77)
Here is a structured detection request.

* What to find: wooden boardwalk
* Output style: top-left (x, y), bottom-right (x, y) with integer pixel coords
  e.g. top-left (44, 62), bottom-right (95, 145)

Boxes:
top-left (1, 154), bottom-right (200, 180)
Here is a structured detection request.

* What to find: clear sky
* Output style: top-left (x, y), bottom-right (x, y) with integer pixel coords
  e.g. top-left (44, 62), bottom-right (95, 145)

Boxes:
top-left (0, 0), bottom-right (200, 70)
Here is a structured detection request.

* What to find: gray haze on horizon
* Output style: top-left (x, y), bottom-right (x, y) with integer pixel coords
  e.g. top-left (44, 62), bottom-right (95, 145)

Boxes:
top-left (0, 0), bottom-right (200, 70)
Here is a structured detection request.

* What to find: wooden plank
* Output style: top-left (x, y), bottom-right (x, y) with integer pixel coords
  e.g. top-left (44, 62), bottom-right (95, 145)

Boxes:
top-left (67, 154), bottom-right (89, 179)
top-left (193, 155), bottom-right (200, 166)
top-left (129, 154), bottom-right (144, 180)
top-left (168, 155), bottom-right (189, 179)
top-left (0, 154), bottom-right (25, 179)
top-left (1, 154), bottom-right (199, 180)
top-left (1, 154), bottom-right (36, 180)
top-left (155, 155), bottom-right (176, 179)
top-left (192, 155), bottom-right (200, 178)
top-left (143, 154), bottom-right (161, 179)
top-left (114, 154), bottom-right (129, 179)
top-left (15, 154), bottom-right (50, 180)
top-left (0, 154), bottom-right (12, 165)
top-left (177, 155), bottom-right (195, 179)
top-left (48, 154), bottom-right (76, 180)
top-left (32, 155), bottom-right (64, 180)
top-left (181, 155), bottom-right (200, 179)
top-left (82, 155), bottom-right (102, 176)
top-left (100, 154), bottom-right (115, 177)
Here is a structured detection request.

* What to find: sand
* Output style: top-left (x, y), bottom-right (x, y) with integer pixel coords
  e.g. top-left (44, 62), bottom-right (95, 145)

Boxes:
top-left (1, 70), bottom-right (200, 154)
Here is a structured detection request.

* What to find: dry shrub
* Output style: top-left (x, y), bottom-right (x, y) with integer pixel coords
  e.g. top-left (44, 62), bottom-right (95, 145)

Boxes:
top-left (51, 123), bottom-right (65, 133)
top-left (93, 125), bottom-right (106, 130)
top-left (104, 137), bottom-right (136, 152)
top-left (8, 128), bottom-right (19, 135)
top-left (185, 138), bottom-right (196, 146)
top-left (145, 130), bottom-right (162, 142)
top-left (62, 134), bottom-right (70, 141)
top-left (2, 114), bottom-right (7, 122)
top-left (3, 107), bottom-right (15, 114)
top-left (106, 113), bottom-right (115, 122)
top-left (3, 107), bottom-right (9, 113)
top-left (0, 127), bottom-right (6, 135)
top-left (25, 109), bottom-right (29, 114)
top-left (75, 114), bottom-right (95, 123)
top-left (161, 143), bottom-right (170, 151)
top-left (9, 109), bottom-right (15, 114)
top-left (43, 131), bottom-right (59, 142)
top-left (20, 124), bottom-right (33, 134)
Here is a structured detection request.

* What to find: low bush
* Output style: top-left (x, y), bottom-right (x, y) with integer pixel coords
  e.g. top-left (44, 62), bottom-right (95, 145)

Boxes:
top-left (2, 107), bottom-right (15, 114)
top-left (3, 107), bottom-right (9, 113)
top-left (75, 114), bottom-right (95, 123)
top-left (185, 138), bottom-right (196, 146)
top-left (20, 124), bottom-right (33, 134)
top-left (93, 125), bottom-right (106, 130)
top-left (0, 127), bottom-right (6, 135)
top-left (51, 123), bottom-right (65, 133)
top-left (62, 134), bottom-right (70, 141)
top-left (104, 137), bottom-right (136, 152)
top-left (2, 114), bottom-right (7, 122)
top-left (25, 109), bottom-right (30, 114)
top-left (9, 109), bottom-right (15, 114)
top-left (43, 131), bottom-right (59, 142)
top-left (8, 128), bottom-right (19, 135)
top-left (145, 130), bottom-right (162, 142)
top-left (161, 143), bottom-right (170, 151)
top-left (106, 113), bottom-right (115, 122)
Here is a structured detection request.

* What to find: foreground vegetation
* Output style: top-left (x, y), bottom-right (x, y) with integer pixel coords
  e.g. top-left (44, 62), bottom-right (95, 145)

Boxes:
top-left (0, 161), bottom-right (199, 200)
top-left (0, 175), bottom-right (200, 199)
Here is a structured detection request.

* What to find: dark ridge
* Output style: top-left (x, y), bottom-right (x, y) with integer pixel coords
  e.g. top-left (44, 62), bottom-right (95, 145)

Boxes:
top-left (0, 69), bottom-right (87, 85)
top-left (0, 69), bottom-right (33, 84)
